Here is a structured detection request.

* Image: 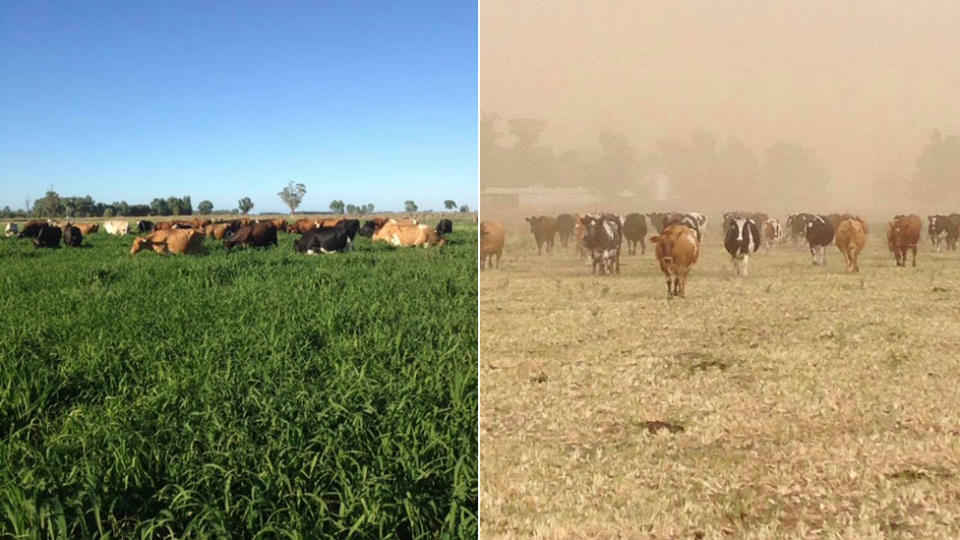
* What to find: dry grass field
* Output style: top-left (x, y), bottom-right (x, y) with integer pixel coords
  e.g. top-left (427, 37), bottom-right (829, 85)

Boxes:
top-left (480, 223), bottom-right (960, 539)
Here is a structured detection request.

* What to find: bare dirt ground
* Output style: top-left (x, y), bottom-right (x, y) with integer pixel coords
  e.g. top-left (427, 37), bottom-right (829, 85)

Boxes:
top-left (480, 227), bottom-right (960, 539)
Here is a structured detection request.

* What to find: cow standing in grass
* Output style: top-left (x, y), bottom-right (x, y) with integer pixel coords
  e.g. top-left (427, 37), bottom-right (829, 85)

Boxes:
top-left (651, 224), bottom-right (699, 298)
top-left (622, 213), bottom-right (647, 255)
top-left (581, 213), bottom-right (622, 275)
top-left (888, 214), bottom-right (921, 267)
top-left (525, 216), bottom-right (557, 255)
top-left (805, 215), bottom-right (834, 266)
top-left (724, 217), bottom-right (761, 277)
top-left (835, 217), bottom-right (867, 273)
top-left (556, 214), bottom-right (575, 248)
top-left (480, 221), bottom-right (505, 270)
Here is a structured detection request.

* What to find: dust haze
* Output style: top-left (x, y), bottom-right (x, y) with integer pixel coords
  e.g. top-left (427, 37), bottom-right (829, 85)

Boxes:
top-left (480, 0), bottom-right (960, 218)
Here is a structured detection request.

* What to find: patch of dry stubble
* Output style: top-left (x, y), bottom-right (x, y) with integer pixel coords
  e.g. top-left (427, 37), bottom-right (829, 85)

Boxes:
top-left (480, 231), bottom-right (960, 539)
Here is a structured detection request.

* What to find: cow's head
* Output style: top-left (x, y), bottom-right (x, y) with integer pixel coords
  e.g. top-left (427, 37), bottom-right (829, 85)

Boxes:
top-left (130, 237), bottom-right (150, 256)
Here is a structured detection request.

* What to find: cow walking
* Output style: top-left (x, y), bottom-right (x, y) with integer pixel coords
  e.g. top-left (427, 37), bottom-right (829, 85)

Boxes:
top-left (556, 214), bottom-right (575, 248)
top-left (480, 221), bottom-right (505, 270)
top-left (581, 213), bottom-right (622, 275)
top-left (888, 214), bottom-right (921, 267)
top-left (724, 217), bottom-right (761, 276)
top-left (805, 215), bottom-right (834, 266)
top-left (651, 224), bottom-right (699, 298)
top-left (525, 216), bottom-right (557, 255)
top-left (622, 213), bottom-right (647, 255)
top-left (835, 217), bottom-right (867, 273)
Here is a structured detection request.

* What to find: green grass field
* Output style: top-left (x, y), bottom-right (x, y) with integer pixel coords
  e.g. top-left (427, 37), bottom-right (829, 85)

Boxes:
top-left (480, 225), bottom-right (960, 538)
top-left (1, 222), bottom-right (477, 538)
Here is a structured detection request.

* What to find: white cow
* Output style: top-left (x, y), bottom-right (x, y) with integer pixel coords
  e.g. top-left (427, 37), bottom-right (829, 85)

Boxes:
top-left (103, 220), bottom-right (130, 235)
top-left (4, 223), bottom-right (18, 237)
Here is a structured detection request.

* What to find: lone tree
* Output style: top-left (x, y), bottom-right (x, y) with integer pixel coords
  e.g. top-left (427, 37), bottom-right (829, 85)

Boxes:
top-left (278, 181), bottom-right (307, 214)
top-left (404, 200), bottom-right (418, 213)
top-left (345, 204), bottom-right (359, 214)
top-left (197, 200), bottom-right (214, 214)
top-left (459, 204), bottom-right (470, 213)
top-left (444, 199), bottom-right (457, 210)
top-left (329, 200), bottom-right (345, 214)
top-left (238, 197), bottom-right (254, 215)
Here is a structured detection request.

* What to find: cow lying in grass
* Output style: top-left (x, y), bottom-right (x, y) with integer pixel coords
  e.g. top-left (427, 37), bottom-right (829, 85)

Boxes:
top-left (130, 229), bottom-right (204, 256)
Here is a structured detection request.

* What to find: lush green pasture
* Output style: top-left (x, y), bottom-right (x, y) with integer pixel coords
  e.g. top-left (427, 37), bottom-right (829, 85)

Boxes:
top-left (0, 224), bottom-right (477, 538)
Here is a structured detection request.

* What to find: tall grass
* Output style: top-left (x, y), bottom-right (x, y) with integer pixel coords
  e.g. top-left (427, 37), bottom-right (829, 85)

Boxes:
top-left (0, 224), bottom-right (477, 538)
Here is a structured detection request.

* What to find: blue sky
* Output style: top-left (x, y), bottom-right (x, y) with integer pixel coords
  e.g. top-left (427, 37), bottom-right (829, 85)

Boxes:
top-left (0, 1), bottom-right (477, 213)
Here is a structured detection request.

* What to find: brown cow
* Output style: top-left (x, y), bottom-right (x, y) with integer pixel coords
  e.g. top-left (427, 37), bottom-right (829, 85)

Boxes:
top-left (372, 222), bottom-right (445, 247)
top-left (223, 222), bottom-right (278, 250)
top-left (835, 217), bottom-right (868, 273)
top-left (574, 216), bottom-right (587, 259)
top-left (290, 218), bottom-right (319, 234)
top-left (480, 221), bottom-right (505, 270)
top-left (204, 223), bottom-right (232, 239)
top-left (525, 216), bottom-right (557, 255)
top-left (651, 224), bottom-right (700, 298)
top-left (130, 229), bottom-right (203, 256)
top-left (74, 222), bottom-right (99, 235)
top-left (888, 214), bottom-right (921, 267)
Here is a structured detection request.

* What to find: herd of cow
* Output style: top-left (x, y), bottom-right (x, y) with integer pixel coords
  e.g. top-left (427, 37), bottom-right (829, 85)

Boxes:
top-left (3, 216), bottom-right (454, 255)
top-left (479, 211), bottom-right (960, 298)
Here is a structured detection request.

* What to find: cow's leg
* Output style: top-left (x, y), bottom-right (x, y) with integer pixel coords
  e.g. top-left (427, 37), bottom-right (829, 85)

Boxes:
top-left (495, 253), bottom-right (501, 269)
top-left (639, 238), bottom-right (645, 255)
top-left (912, 246), bottom-right (917, 267)
top-left (615, 251), bottom-right (620, 274)
top-left (537, 240), bottom-right (542, 256)
top-left (742, 254), bottom-right (749, 277)
top-left (665, 277), bottom-right (672, 298)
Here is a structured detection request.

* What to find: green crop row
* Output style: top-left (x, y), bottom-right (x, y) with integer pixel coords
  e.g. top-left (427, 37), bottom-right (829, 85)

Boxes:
top-left (0, 227), bottom-right (478, 538)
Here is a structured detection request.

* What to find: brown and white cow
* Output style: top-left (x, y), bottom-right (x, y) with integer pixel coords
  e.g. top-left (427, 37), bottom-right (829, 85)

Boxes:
top-left (525, 216), bottom-right (557, 255)
top-left (888, 214), bottom-right (921, 267)
top-left (835, 217), bottom-right (867, 273)
top-left (480, 221), bottom-right (505, 270)
top-left (651, 224), bottom-right (700, 298)
top-left (763, 218), bottom-right (782, 251)
top-left (130, 229), bottom-right (204, 256)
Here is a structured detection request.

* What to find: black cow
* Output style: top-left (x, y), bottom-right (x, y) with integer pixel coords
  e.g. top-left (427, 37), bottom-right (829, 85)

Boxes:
top-left (556, 214), bottom-right (576, 248)
top-left (295, 227), bottom-right (351, 254)
top-left (17, 220), bottom-right (46, 239)
top-left (33, 225), bottom-right (62, 248)
top-left (622, 213), bottom-right (647, 255)
top-left (358, 220), bottom-right (378, 238)
top-left (331, 219), bottom-right (360, 240)
top-left (435, 219), bottom-right (453, 236)
top-left (62, 225), bottom-right (82, 247)
top-left (723, 217), bottom-right (761, 276)
top-left (136, 220), bottom-right (154, 234)
top-left (805, 215), bottom-right (834, 266)
top-left (581, 213), bottom-right (622, 275)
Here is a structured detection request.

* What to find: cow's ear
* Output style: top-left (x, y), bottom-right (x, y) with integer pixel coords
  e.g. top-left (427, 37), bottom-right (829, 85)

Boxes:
top-left (650, 235), bottom-right (661, 244)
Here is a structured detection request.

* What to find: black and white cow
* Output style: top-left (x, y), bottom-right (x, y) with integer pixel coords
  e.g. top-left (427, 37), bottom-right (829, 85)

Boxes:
top-left (581, 213), bottom-right (622, 275)
top-left (786, 213), bottom-right (814, 245)
top-left (805, 215), bottom-right (834, 266)
top-left (723, 217), bottom-right (761, 276)
top-left (927, 215), bottom-right (959, 252)
top-left (295, 227), bottom-right (351, 254)
top-left (4, 223), bottom-right (17, 237)
top-left (33, 224), bottom-right (62, 248)
top-left (687, 212), bottom-right (709, 237)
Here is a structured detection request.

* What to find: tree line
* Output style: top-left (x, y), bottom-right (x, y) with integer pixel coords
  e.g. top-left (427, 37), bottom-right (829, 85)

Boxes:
top-left (1, 181), bottom-right (472, 219)
top-left (481, 114), bottom-right (960, 214)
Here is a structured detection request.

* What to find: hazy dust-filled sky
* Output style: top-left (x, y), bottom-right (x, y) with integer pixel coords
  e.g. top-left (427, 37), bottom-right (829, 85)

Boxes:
top-left (481, 0), bottom-right (960, 205)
